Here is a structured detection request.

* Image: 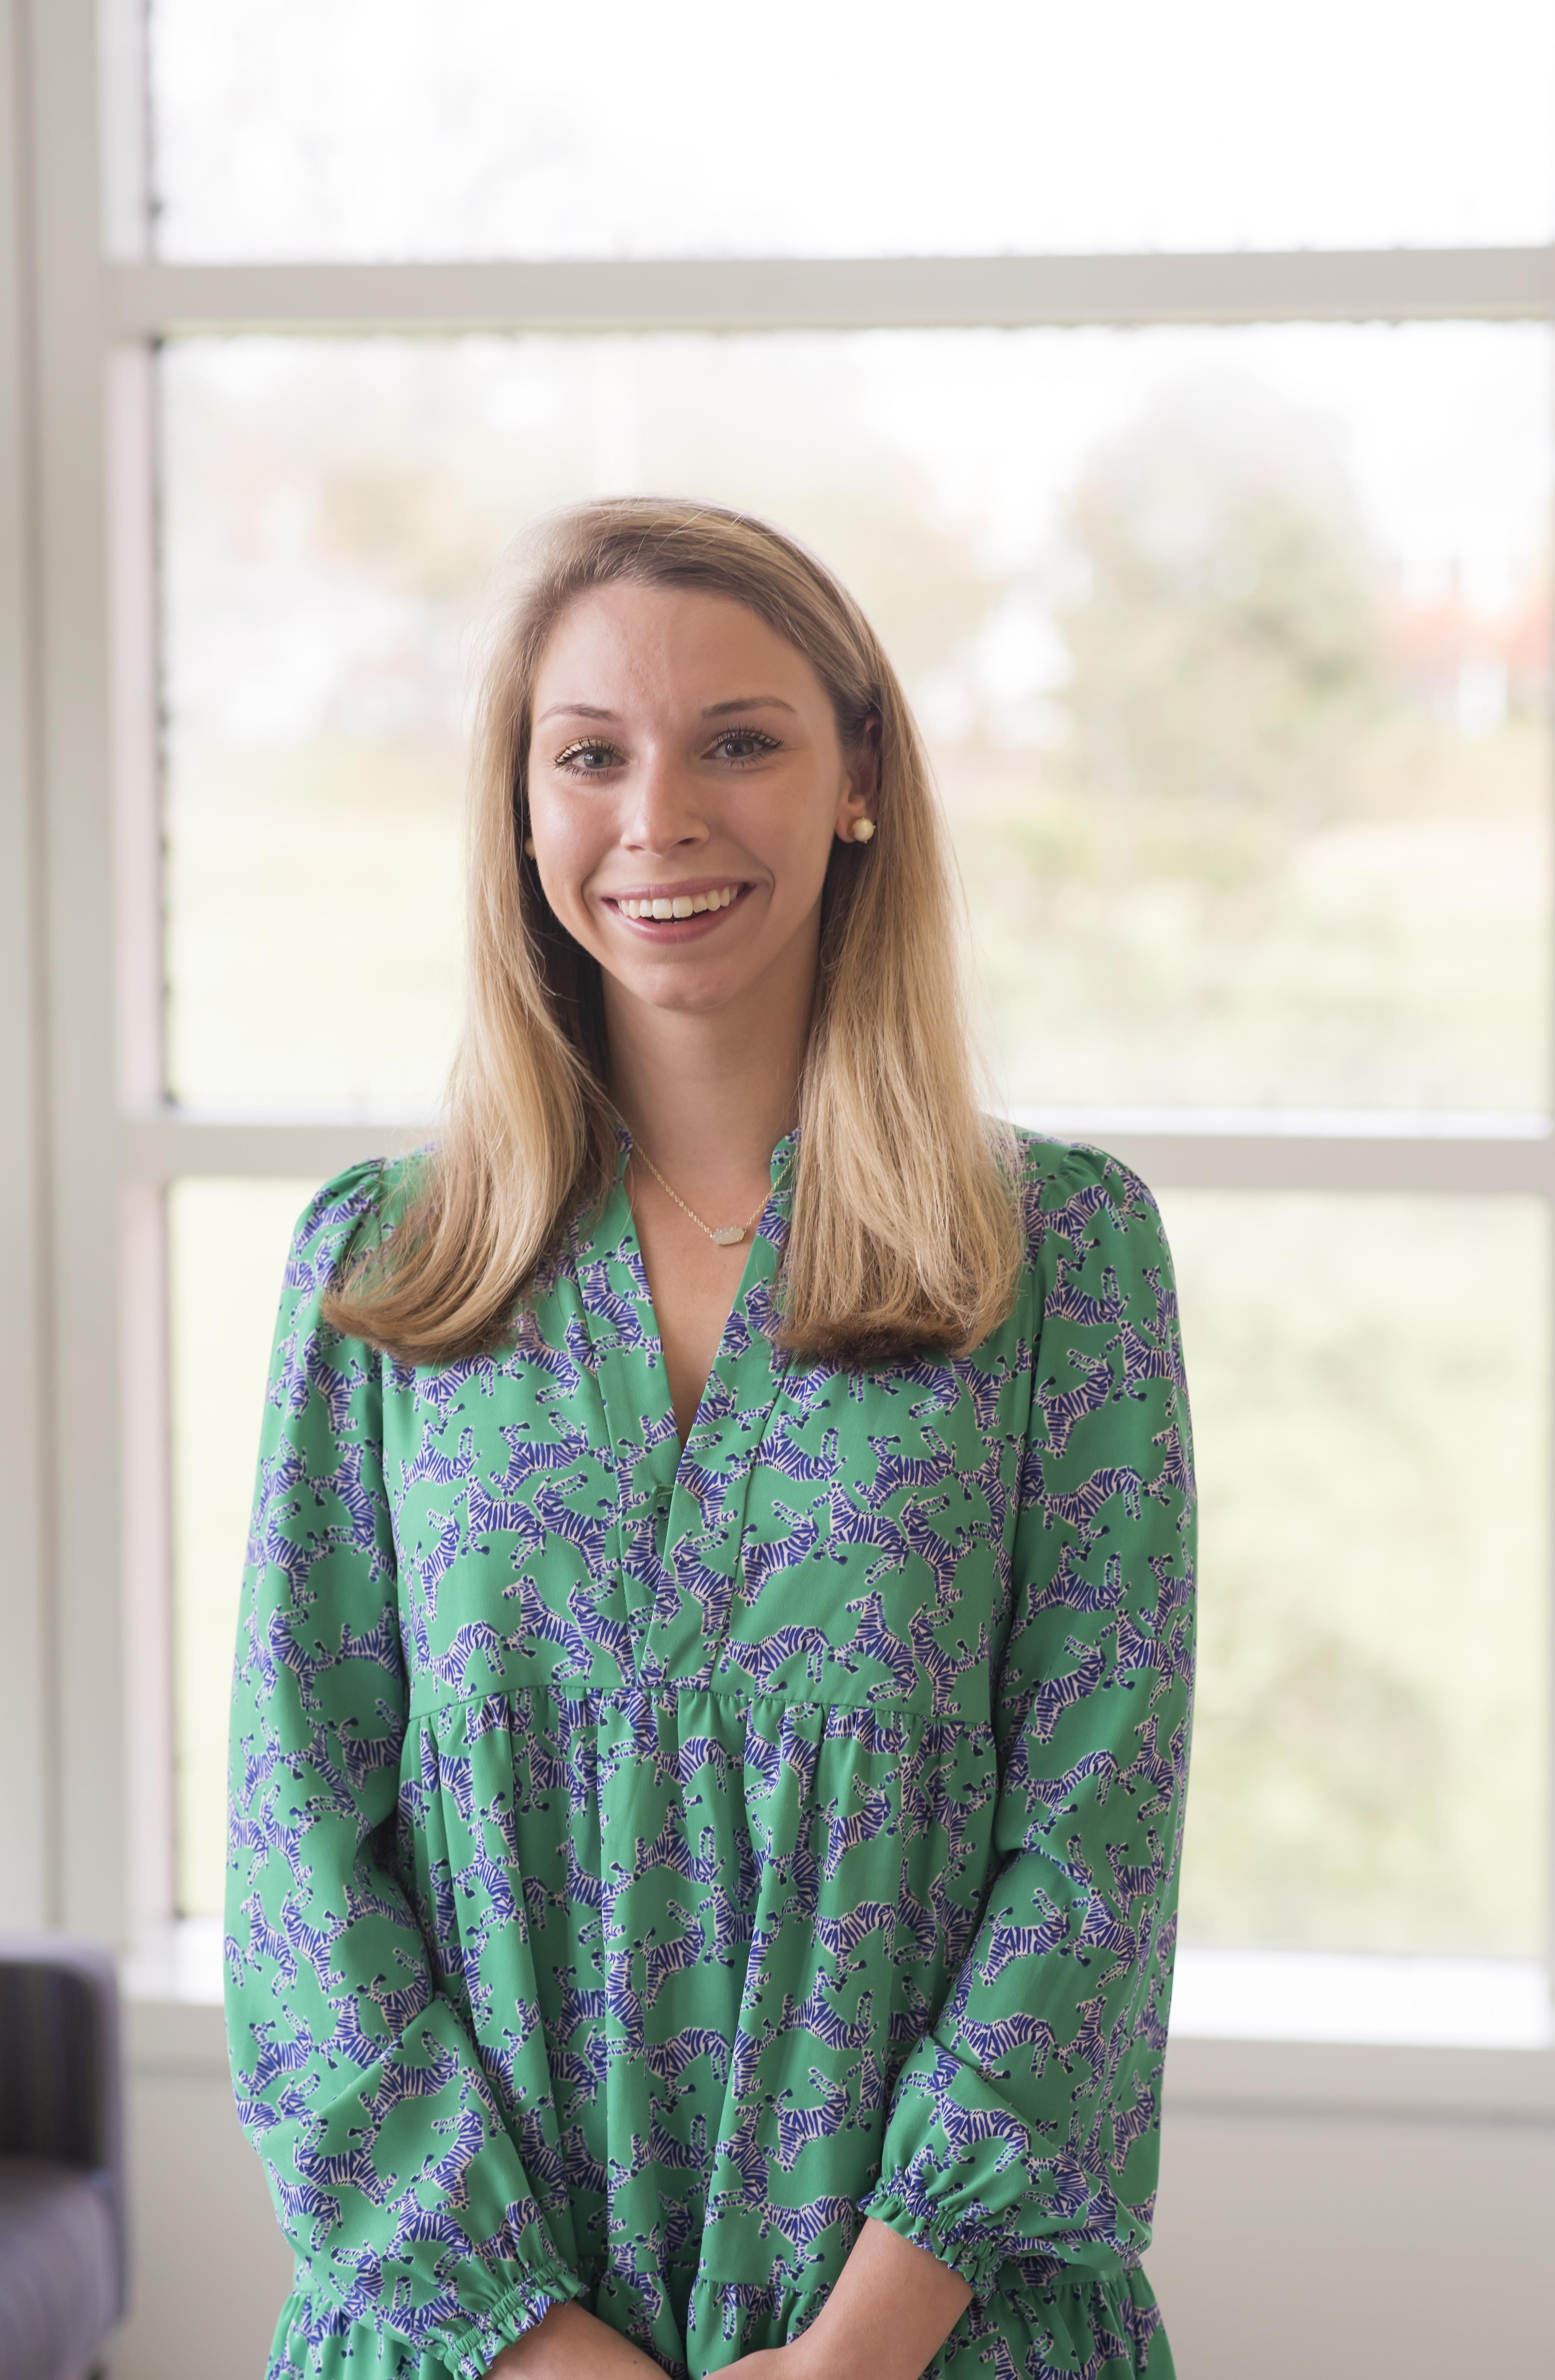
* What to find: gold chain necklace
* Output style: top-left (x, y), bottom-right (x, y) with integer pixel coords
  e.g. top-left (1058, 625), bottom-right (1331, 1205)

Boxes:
top-left (631, 1142), bottom-right (792, 1248)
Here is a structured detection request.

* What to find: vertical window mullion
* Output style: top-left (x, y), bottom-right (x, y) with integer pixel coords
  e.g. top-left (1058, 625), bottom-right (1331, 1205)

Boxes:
top-left (108, 309), bottom-right (173, 1930)
top-left (121, 1176), bottom-right (174, 1928)
top-left (99, 0), bottom-right (168, 1938)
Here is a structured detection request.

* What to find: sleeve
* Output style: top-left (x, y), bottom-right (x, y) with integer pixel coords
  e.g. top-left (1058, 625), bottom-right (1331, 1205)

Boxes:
top-left (858, 1147), bottom-right (1196, 2300)
top-left (224, 1163), bottom-right (584, 2379)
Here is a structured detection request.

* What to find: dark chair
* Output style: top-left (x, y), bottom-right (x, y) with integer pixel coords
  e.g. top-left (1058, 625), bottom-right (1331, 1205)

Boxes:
top-left (0, 1937), bottom-right (126, 2380)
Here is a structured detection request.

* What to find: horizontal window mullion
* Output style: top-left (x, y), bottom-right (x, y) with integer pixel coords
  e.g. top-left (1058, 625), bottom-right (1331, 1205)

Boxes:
top-left (121, 1110), bottom-right (1555, 1196)
top-left (107, 247), bottom-right (1555, 339)
top-left (120, 1114), bottom-right (433, 1182)
top-left (1014, 1109), bottom-right (1555, 1195)
top-left (1035, 1131), bottom-right (1555, 1196)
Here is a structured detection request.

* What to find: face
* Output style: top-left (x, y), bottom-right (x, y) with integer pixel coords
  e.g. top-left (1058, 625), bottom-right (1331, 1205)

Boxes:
top-left (525, 582), bottom-right (874, 1022)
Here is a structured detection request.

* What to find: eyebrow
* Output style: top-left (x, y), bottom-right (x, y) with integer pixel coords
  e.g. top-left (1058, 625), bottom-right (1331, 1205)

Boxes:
top-left (534, 695), bottom-right (798, 726)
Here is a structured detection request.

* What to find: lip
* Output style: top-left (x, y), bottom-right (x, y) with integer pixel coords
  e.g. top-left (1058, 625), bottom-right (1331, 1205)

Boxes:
top-left (599, 877), bottom-right (756, 943)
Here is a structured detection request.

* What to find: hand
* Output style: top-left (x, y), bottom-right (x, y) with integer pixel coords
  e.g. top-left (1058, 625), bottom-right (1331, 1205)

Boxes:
top-left (485, 2301), bottom-right (665, 2380)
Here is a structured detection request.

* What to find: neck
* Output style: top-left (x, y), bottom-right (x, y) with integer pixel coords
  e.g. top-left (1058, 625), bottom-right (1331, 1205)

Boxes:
top-left (603, 942), bottom-right (813, 1205)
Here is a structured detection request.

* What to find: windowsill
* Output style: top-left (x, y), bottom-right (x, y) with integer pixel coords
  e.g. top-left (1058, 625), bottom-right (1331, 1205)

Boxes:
top-left (121, 1923), bottom-right (1555, 2120)
top-left (124, 1915), bottom-right (225, 2007)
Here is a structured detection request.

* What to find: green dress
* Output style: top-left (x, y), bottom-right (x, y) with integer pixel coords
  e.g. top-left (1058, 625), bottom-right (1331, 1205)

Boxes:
top-left (225, 1128), bottom-right (1194, 2380)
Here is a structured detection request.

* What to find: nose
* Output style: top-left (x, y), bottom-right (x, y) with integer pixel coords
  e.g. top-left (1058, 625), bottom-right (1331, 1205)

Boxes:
top-left (621, 745), bottom-right (709, 855)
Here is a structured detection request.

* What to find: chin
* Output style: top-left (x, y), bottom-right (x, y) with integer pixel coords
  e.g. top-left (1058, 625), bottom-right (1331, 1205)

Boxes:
top-left (628, 967), bottom-right (749, 1015)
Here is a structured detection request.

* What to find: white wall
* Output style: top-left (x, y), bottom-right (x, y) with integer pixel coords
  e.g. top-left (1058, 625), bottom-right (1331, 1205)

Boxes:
top-left (118, 2003), bottom-right (291, 2380)
top-left (115, 2003), bottom-right (1555, 2380)
top-left (1152, 2115), bottom-right (1555, 2375)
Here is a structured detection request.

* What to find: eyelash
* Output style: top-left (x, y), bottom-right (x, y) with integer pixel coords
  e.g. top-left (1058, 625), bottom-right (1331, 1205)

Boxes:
top-left (554, 739), bottom-right (625, 776)
top-left (709, 727), bottom-right (781, 765)
top-left (551, 727), bottom-right (781, 777)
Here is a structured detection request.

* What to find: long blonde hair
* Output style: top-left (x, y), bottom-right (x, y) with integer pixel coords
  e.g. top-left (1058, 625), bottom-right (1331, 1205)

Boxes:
top-left (326, 497), bottom-right (1020, 1367)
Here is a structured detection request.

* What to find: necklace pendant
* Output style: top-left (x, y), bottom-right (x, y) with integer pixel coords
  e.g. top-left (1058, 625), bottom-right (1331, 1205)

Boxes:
top-left (710, 1225), bottom-right (746, 1246)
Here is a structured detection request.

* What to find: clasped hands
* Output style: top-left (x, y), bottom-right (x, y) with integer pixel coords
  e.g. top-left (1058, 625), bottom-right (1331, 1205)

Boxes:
top-left (484, 2305), bottom-right (840, 2380)
top-left (486, 2218), bottom-right (973, 2380)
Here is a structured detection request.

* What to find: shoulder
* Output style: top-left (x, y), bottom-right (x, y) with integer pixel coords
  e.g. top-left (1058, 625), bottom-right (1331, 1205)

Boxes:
top-left (1010, 1128), bottom-right (1172, 1277)
top-left (1011, 1126), bottom-right (1163, 1234)
top-left (284, 1149), bottom-right (430, 1303)
top-left (1007, 1134), bottom-right (1189, 1419)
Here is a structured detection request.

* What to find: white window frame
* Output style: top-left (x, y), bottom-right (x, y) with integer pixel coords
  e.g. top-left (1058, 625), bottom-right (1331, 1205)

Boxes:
top-left (3, 0), bottom-right (1552, 2099)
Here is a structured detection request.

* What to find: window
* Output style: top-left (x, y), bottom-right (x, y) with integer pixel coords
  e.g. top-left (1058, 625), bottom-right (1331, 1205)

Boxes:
top-left (162, 325), bottom-right (1552, 1115)
top-left (5, 0), bottom-right (1552, 2047)
top-left (149, 0), bottom-right (1555, 258)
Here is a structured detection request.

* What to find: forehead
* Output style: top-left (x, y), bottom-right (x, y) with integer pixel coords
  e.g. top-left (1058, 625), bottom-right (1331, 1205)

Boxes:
top-left (531, 581), bottom-right (828, 719)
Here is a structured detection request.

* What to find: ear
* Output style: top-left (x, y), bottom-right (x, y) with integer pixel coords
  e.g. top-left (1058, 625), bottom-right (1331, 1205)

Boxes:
top-left (833, 711), bottom-right (881, 844)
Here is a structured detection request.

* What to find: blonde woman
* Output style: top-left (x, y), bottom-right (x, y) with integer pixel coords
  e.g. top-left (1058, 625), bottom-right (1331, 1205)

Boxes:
top-left (226, 500), bottom-right (1195, 2380)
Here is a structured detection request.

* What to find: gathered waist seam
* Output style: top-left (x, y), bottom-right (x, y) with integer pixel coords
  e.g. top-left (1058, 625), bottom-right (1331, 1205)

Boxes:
top-left (406, 1674), bottom-right (990, 1731)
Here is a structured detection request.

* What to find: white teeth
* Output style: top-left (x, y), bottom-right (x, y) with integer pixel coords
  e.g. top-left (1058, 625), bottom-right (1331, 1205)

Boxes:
top-left (618, 886), bottom-right (741, 919)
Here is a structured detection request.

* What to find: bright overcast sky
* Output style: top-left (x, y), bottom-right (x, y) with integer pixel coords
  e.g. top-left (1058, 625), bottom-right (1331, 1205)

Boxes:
top-left (152, 0), bottom-right (1555, 260)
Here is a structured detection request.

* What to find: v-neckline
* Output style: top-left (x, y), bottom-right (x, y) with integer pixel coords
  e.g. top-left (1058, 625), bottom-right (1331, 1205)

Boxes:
top-left (572, 1130), bottom-right (798, 1689)
top-left (607, 1124), bottom-right (796, 1466)
top-left (622, 1202), bottom-right (760, 1459)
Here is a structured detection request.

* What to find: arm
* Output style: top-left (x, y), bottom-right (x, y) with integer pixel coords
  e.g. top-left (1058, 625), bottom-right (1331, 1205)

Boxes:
top-left (779, 2218), bottom-right (971, 2380)
top-left (226, 1166), bottom-right (584, 2380)
top-left (850, 1153), bottom-right (1195, 2311)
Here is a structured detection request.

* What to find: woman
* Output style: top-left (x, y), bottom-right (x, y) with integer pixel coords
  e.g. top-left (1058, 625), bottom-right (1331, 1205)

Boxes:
top-left (226, 498), bottom-right (1195, 2380)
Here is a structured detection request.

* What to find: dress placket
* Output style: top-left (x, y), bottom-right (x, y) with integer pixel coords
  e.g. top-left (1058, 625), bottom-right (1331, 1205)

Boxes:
top-left (580, 1138), bottom-right (797, 1697)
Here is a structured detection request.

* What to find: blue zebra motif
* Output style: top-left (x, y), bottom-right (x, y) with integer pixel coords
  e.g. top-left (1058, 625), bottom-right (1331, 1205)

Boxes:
top-left (226, 1130), bottom-right (1194, 2380)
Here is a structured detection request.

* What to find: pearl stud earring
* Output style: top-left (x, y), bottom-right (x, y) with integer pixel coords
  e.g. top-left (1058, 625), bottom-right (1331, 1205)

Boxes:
top-left (851, 818), bottom-right (876, 843)
top-left (524, 836), bottom-right (536, 857)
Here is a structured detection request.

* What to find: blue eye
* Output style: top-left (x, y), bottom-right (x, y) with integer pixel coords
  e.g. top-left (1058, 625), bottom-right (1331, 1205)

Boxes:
top-left (555, 740), bottom-right (622, 775)
top-left (711, 728), bottom-right (780, 764)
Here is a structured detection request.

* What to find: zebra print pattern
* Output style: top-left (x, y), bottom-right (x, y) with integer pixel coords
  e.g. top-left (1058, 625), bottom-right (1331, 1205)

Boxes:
top-left (226, 1130), bottom-right (1193, 2380)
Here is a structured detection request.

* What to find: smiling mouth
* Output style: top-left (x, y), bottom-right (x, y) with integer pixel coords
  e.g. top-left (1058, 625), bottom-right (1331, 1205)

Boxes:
top-left (608, 883), bottom-right (748, 922)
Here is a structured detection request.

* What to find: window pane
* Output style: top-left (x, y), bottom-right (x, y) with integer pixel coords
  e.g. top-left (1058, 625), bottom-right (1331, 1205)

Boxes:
top-left (149, 0), bottom-right (1555, 260)
top-left (162, 324), bottom-right (1552, 1113)
top-left (1168, 1189), bottom-right (1550, 1956)
top-left (170, 1177), bottom-right (315, 1918)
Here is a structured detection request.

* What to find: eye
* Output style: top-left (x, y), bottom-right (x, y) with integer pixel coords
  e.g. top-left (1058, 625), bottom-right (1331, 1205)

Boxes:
top-left (554, 739), bottom-right (624, 776)
top-left (708, 727), bottom-right (781, 765)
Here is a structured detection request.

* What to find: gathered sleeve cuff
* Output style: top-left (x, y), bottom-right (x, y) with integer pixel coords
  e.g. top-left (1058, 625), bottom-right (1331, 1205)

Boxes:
top-left (857, 2169), bottom-right (1010, 2304)
top-left (419, 2263), bottom-right (583, 2380)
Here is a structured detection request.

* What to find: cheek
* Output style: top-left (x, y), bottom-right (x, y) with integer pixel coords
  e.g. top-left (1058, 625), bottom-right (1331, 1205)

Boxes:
top-left (765, 792), bottom-right (842, 904)
top-left (531, 784), bottom-right (609, 878)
